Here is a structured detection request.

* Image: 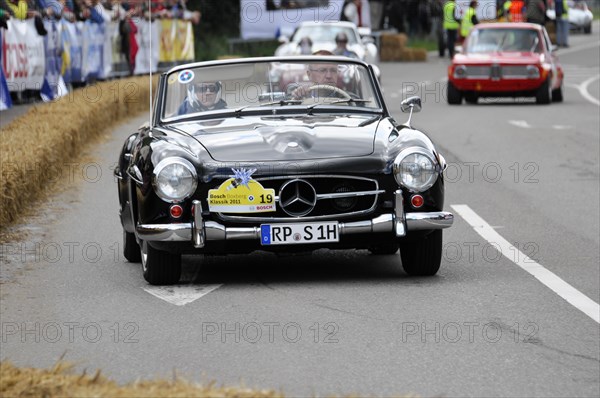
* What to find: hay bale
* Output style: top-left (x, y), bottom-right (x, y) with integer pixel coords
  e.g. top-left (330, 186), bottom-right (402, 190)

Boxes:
top-left (0, 361), bottom-right (284, 397)
top-left (380, 47), bottom-right (397, 61)
top-left (411, 48), bottom-right (428, 62)
top-left (399, 48), bottom-right (415, 62)
top-left (380, 33), bottom-right (408, 49)
top-left (0, 77), bottom-right (156, 230)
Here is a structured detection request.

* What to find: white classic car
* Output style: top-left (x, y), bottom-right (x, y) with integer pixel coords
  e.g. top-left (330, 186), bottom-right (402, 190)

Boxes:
top-left (547, 0), bottom-right (593, 34)
top-left (275, 21), bottom-right (380, 81)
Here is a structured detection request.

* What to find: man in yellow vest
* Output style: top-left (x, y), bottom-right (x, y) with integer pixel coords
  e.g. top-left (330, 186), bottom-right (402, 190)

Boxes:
top-left (555, 0), bottom-right (569, 47)
top-left (498, 1), bottom-right (512, 21)
top-left (461, 1), bottom-right (479, 39)
top-left (443, 0), bottom-right (461, 58)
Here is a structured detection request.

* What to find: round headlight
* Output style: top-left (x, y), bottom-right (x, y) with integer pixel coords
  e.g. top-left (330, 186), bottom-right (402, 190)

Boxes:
top-left (393, 148), bottom-right (439, 192)
top-left (454, 65), bottom-right (467, 79)
top-left (152, 158), bottom-right (198, 202)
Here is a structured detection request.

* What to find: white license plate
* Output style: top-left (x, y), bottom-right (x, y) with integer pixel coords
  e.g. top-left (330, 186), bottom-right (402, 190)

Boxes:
top-left (260, 222), bottom-right (339, 245)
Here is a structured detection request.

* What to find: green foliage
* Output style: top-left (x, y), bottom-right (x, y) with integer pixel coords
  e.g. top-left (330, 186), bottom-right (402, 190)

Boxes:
top-left (188, 0), bottom-right (282, 60)
top-left (188, 0), bottom-right (241, 61)
top-left (408, 38), bottom-right (438, 52)
top-left (188, 0), bottom-right (240, 37)
top-left (194, 34), bottom-right (231, 61)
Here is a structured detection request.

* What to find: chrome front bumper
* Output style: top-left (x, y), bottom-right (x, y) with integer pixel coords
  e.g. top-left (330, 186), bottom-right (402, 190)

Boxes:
top-left (136, 190), bottom-right (454, 248)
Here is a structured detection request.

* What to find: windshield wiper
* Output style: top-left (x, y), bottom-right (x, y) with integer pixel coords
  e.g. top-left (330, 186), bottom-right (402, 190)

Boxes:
top-left (233, 106), bottom-right (250, 117)
top-left (260, 99), bottom-right (303, 106)
top-left (328, 98), bottom-right (372, 105)
top-left (306, 98), bottom-right (372, 114)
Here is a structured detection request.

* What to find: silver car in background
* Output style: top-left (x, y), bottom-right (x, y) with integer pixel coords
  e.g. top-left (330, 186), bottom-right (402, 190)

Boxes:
top-left (547, 0), bottom-right (594, 34)
top-left (275, 21), bottom-right (381, 79)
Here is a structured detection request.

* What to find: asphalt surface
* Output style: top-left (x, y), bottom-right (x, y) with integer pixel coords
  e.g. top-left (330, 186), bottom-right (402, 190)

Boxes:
top-left (1, 27), bottom-right (599, 397)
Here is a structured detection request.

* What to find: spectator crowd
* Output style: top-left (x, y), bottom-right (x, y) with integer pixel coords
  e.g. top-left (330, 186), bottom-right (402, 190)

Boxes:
top-left (0, 0), bottom-right (200, 108)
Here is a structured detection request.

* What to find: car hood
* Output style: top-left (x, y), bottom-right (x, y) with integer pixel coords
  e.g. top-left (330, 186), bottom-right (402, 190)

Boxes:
top-left (168, 114), bottom-right (380, 162)
top-left (454, 52), bottom-right (542, 64)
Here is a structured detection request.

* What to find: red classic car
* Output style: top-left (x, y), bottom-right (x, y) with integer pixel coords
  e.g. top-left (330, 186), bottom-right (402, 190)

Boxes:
top-left (447, 23), bottom-right (564, 105)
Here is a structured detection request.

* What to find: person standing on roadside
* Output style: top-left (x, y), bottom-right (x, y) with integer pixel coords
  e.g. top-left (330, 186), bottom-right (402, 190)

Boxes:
top-left (460, 1), bottom-right (479, 40)
top-left (443, 0), bottom-right (460, 58)
top-left (526, 0), bottom-right (547, 25)
top-left (555, 0), bottom-right (569, 47)
top-left (509, 0), bottom-right (525, 22)
top-left (341, 0), bottom-right (362, 26)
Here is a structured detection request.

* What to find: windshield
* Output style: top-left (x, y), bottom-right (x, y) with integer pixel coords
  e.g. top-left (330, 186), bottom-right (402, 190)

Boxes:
top-left (161, 59), bottom-right (381, 121)
top-left (292, 25), bottom-right (359, 44)
top-left (467, 28), bottom-right (541, 53)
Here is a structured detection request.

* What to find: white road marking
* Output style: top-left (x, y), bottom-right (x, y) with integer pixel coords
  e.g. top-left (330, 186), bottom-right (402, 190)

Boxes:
top-left (508, 120), bottom-right (532, 129)
top-left (554, 41), bottom-right (600, 56)
top-left (143, 284), bottom-right (223, 306)
top-left (576, 75), bottom-right (600, 107)
top-left (451, 204), bottom-right (600, 324)
top-left (552, 125), bottom-right (573, 130)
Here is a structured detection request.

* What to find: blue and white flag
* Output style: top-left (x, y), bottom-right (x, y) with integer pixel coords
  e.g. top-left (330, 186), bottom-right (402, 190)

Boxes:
top-left (0, 30), bottom-right (12, 110)
top-left (41, 19), bottom-right (68, 102)
top-left (0, 65), bottom-right (12, 110)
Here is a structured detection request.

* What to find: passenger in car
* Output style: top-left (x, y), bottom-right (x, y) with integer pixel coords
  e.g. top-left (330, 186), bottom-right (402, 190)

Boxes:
top-left (178, 81), bottom-right (228, 115)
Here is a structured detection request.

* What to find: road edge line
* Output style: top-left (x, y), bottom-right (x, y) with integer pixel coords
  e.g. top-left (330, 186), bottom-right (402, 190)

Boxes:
top-left (451, 204), bottom-right (600, 324)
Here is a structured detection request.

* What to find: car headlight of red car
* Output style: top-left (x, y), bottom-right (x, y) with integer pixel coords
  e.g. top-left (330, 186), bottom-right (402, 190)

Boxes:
top-left (393, 148), bottom-right (439, 193)
top-left (152, 157), bottom-right (198, 203)
top-left (453, 65), bottom-right (467, 79)
top-left (526, 65), bottom-right (541, 79)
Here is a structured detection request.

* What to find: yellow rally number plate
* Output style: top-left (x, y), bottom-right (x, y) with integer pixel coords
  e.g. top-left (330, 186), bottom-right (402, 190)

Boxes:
top-left (208, 178), bottom-right (276, 213)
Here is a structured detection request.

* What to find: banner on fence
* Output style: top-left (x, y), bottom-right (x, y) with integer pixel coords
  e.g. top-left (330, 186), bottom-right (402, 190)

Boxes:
top-left (159, 19), bottom-right (194, 63)
top-left (1, 18), bottom-right (194, 101)
top-left (134, 20), bottom-right (159, 75)
top-left (2, 19), bottom-right (45, 92)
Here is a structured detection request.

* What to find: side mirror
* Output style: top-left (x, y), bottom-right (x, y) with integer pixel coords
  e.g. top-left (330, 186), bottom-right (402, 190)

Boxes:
top-left (455, 45), bottom-right (463, 54)
top-left (400, 96), bottom-right (421, 128)
top-left (401, 96), bottom-right (422, 113)
top-left (551, 44), bottom-right (558, 53)
top-left (278, 35), bottom-right (289, 44)
top-left (361, 36), bottom-right (375, 45)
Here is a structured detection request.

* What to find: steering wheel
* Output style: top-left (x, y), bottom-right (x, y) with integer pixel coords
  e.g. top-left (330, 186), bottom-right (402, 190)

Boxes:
top-left (306, 84), bottom-right (351, 100)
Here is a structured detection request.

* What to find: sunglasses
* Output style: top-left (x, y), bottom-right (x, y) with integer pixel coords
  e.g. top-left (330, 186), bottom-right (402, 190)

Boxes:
top-left (196, 84), bottom-right (218, 93)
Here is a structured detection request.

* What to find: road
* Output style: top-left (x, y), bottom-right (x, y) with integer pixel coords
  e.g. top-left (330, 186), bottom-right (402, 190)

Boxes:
top-left (1, 29), bottom-right (599, 397)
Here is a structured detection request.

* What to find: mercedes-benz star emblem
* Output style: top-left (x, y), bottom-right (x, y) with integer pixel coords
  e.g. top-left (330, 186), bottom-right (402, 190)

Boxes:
top-left (279, 179), bottom-right (317, 217)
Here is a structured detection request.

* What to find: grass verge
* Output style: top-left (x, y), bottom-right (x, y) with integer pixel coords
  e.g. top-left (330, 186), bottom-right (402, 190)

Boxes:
top-left (0, 361), bottom-right (282, 397)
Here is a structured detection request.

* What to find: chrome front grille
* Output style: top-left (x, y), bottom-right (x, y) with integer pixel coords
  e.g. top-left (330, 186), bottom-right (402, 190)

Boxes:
top-left (501, 65), bottom-right (530, 79)
top-left (464, 66), bottom-right (491, 78)
top-left (215, 175), bottom-right (383, 223)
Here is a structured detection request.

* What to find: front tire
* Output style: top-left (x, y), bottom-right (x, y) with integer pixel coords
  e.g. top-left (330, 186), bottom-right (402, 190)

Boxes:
top-left (141, 240), bottom-right (182, 285)
top-left (399, 230), bottom-right (443, 276)
top-left (447, 82), bottom-right (462, 105)
top-left (123, 230), bottom-right (141, 263)
top-left (536, 78), bottom-right (552, 104)
top-left (552, 84), bottom-right (563, 102)
top-left (583, 24), bottom-right (591, 34)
